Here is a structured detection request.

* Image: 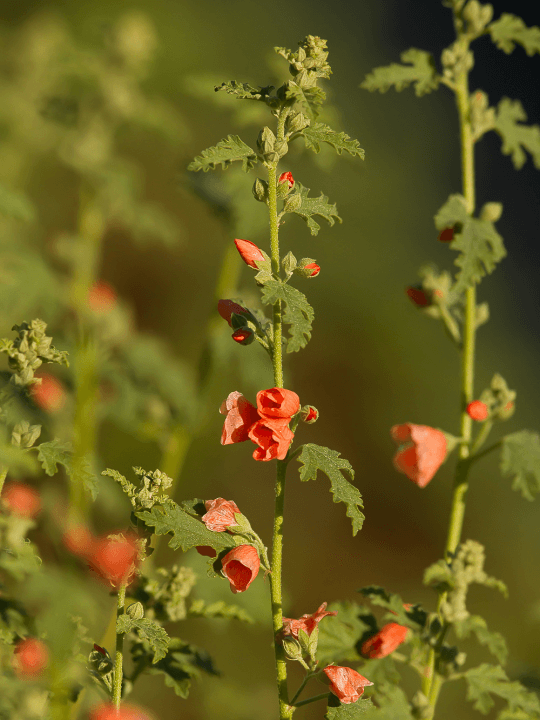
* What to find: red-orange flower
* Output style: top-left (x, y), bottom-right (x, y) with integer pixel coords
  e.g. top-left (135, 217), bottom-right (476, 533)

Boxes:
top-left (324, 665), bottom-right (373, 704)
top-left (220, 391), bottom-right (260, 445)
top-left (278, 171), bottom-right (294, 188)
top-left (88, 281), bottom-right (117, 314)
top-left (2, 482), bottom-right (41, 518)
top-left (89, 702), bottom-right (154, 720)
top-left (202, 498), bottom-right (241, 532)
top-left (13, 638), bottom-right (49, 678)
top-left (305, 262), bottom-right (320, 277)
top-left (221, 545), bottom-right (260, 594)
top-left (87, 534), bottom-right (140, 587)
top-left (282, 602), bottom-right (337, 638)
top-left (234, 238), bottom-right (266, 269)
top-left (391, 423), bottom-right (447, 488)
top-left (217, 299), bottom-right (250, 327)
top-left (248, 418), bottom-right (294, 461)
top-left (361, 623), bottom-right (409, 659)
top-left (256, 387), bottom-right (300, 419)
top-left (31, 373), bottom-right (66, 413)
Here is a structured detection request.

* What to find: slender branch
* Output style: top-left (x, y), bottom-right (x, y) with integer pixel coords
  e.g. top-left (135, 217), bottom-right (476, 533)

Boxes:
top-left (113, 583), bottom-right (127, 709)
top-left (293, 693), bottom-right (330, 708)
top-left (470, 420), bottom-right (493, 455)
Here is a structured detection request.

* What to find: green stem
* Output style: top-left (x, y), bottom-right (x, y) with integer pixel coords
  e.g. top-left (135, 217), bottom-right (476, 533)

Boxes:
top-left (0, 466), bottom-right (7, 496)
top-left (290, 670), bottom-right (318, 705)
top-left (470, 420), bottom-right (493, 455)
top-left (293, 693), bottom-right (330, 708)
top-left (113, 583), bottom-right (127, 709)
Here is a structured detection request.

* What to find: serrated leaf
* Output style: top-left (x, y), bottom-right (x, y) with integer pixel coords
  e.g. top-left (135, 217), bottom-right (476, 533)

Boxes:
top-left (117, 616), bottom-right (169, 663)
top-left (296, 444), bottom-right (364, 534)
top-left (500, 430), bottom-right (540, 500)
top-left (284, 82), bottom-right (326, 120)
top-left (317, 601), bottom-right (375, 664)
top-left (188, 599), bottom-right (253, 623)
top-left (360, 683), bottom-right (414, 719)
top-left (261, 280), bottom-right (314, 352)
top-left (465, 664), bottom-right (540, 716)
top-left (135, 501), bottom-right (237, 554)
top-left (287, 182), bottom-right (341, 236)
top-left (301, 123), bottom-right (365, 158)
top-left (188, 135), bottom-right (258, 173)
top-left (494, 98), bottom-right (540, 170)
top-left (361, 48), bottom-right (439, 97)
top-left (0, 184), bottom-right (35, 222)
top-left (488, 14), bottom-right (540, 56)
top-left (326, 698), bottom-right (375, 719)
top-left (37, 440), bottom-right (98, 500)
top-left (454, 615), bottom-right (508, 664)
top-left (215, 81), bottom-right (276, 104)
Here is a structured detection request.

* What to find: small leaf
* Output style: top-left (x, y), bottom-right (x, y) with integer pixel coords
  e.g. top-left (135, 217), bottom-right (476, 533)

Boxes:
top-left (261, 280), bottom-right (314, 352)
top-left (117, 616), bottom-right (169, 663)
top-left (215, 81), bottom-right (277, 104)
top-left (361, 48), bottom-right (439, 96)
top-left (325, 699), bottom-right (374, 719)
top-left (37, 440), bottom-right (98, 500)
top-left (465, 664), bottom-right (540, 716)
top-left (301, 122), bottom-right (365, 158)
top-left (500, 430), bottom-right (540, 500)
top-left (454, 615), bottom-right (508, 664)
top-left (286, 182), bottom-right (341, 236)
top-left (488, 14), bottom-right (540, 56)
top-left (284, 82), bottom-right (326, 120)
top-left (188, 135), bottom-right (258, 173)
top-left (494, 98), bottom-right (540, 170)
top-left (296, 444), bottom-right (364, 535)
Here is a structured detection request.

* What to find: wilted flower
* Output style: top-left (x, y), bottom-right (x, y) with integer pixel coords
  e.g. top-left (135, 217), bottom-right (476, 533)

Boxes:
top-left (31, 373), bottom-right (66, 413)
top-left (282, 602), bottom-right (337, 638)
top-left (361, 622), bottom-right (409, 658)
top-left (391, 423), bottom-right (447, 488)
top-left (2, 482), bottom-right (41, 518)
top-left (234, 238), bottom-right (266, 269)
top-left (13, 638), bottom-right (49, 678)
top-left (221, 545), bottom-right (260, 594)
top-left (202, 498), bottom-right (241, 532)
top-left (323, 665), bottom-right (373, 704)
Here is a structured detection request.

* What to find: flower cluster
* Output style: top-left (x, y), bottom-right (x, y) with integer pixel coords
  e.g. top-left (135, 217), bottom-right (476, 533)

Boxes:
top-left (221, 387), bottom-right (300, 461)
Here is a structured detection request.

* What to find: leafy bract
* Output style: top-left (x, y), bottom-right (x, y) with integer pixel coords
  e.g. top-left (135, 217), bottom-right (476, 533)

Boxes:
top-left (326, 699), bottom-right (374, 719)
top-left (215, 81), bottom-right (278, 108)
top-left (287, 183), bottom-right (341, 236)
top-left (488, 14), bottom-right (540, 56)
top-left (188, 135), bottom-right (258, 173)
top-left (435, 194), bottom-right (506, 293)
top-left (261, 280), bottom-right (314, 352)
top-left (117, 615), bottom-right (169, 663)
top-left (465, 664), bottom-right (540, 716)
top-left (301, 122), bottom-right (365, 158)
top-left (37, 439), bottom-right (98, 500)
top-left (494, 98), bottom-right (540, 170)
top-left (296, 444), bottom-right (364, 535)
top-left (361, 48), bottom-right (439, 96)
top-left (135, 500), bottom-right (237, 554)
top-left (500, 430), bottom-right (540, 500)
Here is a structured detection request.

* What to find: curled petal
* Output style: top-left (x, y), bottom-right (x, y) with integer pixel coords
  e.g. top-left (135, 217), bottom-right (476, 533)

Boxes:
top-left (282, 602), bottom-right (337, 638)
top-left (220, 391), bottom-right (259, 445)
top-left (256, 387), bottom-right (300, 419)
top-left (248, 418), bottom-right (294, 461)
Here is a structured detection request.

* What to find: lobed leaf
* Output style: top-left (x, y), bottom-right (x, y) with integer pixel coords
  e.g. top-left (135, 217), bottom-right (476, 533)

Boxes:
top-left (261, 280), bottom-right (314, 352)
top-left (500, 430), bottom-right (540, 500)
top-left (454, 615), bottom-right (508, 664)
top-left (117, 616), bottom-right (169, 663)
top-left (361, 48), bottom-right (439, 97)
top-left (488, 14), bottom-right (540, 56)
top-left (37, 440), bottom-right (98, 500)
top-left (296, 444), bottom-right (364, 534)
top-left (287, 182), bottom-right (341, 236)
top-left (188, 135), bottom-right (258, 173)
top-left (284, 82), bottom-right (326, 120)
top-left (465, 664), bottom-right (540, 716)
top-left (215, 81), bottom-right (277, 104)
top-left (301, 122), bottom-right (365, 158)
top-left (494, 98), bottom-right (540, 170)
top-left (326, 699), bottom-right (375, 719)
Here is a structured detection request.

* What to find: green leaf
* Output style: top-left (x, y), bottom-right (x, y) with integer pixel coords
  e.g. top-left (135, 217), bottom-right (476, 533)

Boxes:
top-left (296, 444), bottom-right (364, 535)
top-left (287, 182), bottom-right (341, 236)
top-left (454, 615), bottom-right (508, 664)
top-left (494, 98), bottom-right (540, 170)
top-left (488, 14), bottom-right (540, 56)
top-left (0, 184), bottom-right (35, 222)
top-left (188, 135), bottom-right (258, 173)
top-left (361, 48), bottom-right (439, 96)
top-left (0, 443), bottom-right (38, 474)
top-left (326, 699), bottom-right (374, 719)
top-left (0, 538), bottom-right (42, 581)
top-left (284, 82), bottom-right (326, 120)
top-left (301, 123), bottom-right (365, 159)
top-left (360, 683), bottom-right (414, 719)
top-left (215, 81), bottom-right (277, 104)
top-left (261, 280), bottom-right (314, 352)
top-left (317, 601), bottom-right (375, 664)
top-left (465, 664), bottom-right (540, 716)
top-left (188, 599), bottom-right (253, 623)
top-left (135, 500), bottom-right (237, 554)
top-left (117, 616), bottom-right (169, 663)
top-left (500, 430), bottom-right (540, 501)
top-left (37, 440), bottom-right (98, 500)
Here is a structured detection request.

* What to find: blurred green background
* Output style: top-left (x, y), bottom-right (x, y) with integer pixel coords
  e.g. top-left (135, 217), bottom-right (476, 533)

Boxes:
top-left (0, 0), bottom-right (539, 718)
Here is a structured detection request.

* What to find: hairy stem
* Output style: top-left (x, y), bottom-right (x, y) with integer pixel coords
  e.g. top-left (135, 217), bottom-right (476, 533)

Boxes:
top-left (0, 466), bottom-right (7, 496)
top-left (113, 583), bottom-right (127, 709)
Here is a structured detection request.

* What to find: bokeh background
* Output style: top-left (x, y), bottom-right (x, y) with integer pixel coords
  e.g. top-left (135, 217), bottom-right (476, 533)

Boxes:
top-left (1, 0), bottom-right (539, 718)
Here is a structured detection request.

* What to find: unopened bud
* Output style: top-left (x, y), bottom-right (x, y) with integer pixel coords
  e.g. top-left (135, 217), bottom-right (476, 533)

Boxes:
top-left (286, 112), bottom-right (310, 134)
top-left (438, 227), bottom-right (455, 243)
top-left (252, 178), bottom-right (268, 203)
top-left (234, 238), bottom-right (266, 269)
top-left (496, 399), bottom-right (515, 421)
top-left (282, 637), bottom-right (303, 661)
top-left (232, 327), bottom-right (255, 345)
top-left (466, 400), bottom-right (489, 422)
top-left (406, 286), bottom-right (431, 308)
top-left (257, 126), bottom-right (277, 162)
top-left (301, 405), bottom-right (318, 424)
top-left (282, 251), bottom-right (297, 276)
top-left (480, 202), bottom-right (503, 223)
top-left (126, 602), bottom-right (144, 620)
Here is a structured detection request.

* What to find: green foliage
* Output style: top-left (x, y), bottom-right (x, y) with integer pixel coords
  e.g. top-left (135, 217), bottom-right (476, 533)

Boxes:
top-left (359, 587), bottom-right (426, 631)
top-left (454, 615), bottom-right (508, 664)
top-left (434, 194), bottom-right (506, 294)
top-left (117, 615), bottom-right (169, 663)
top-left (317, 601), bottom-right (375, 664)
top-left (261, 280), bottom-right (314, 353)
top-left (188, 599), bottom-right (254, 624)
top-left (296, 444), bottom-right (364, 535)
top-left (37, 440), bottom-right (98, 500)
top-left (488, 14), bottom-right (540, 56)
top-left (188, 135), bottom-right (258, 173)
top-left (283, 83), bottom-right (327, 120)
top-left (494, 98), bottom-right (540, 170)
top-left (300, 122), bottom-right (365, 158)
top-left (500, 430), bottom-right (540, 500)
top-left (0, 443), bottom-right (38, 474)
top-left (286, 183), bottom-right (341, 236)
top-left (0, 597), bottom-right (28, 645)
top-left (0, 185), bottom-right (35, 222)
top-left (0, 319), bottom-right (69, 388)
top-left (360, 683), bottom-right (414, 719)
top-left (137, 565), bottom-right (197, 623)
top-left (361, 48), bottom-right (439, 96)
top-left (103, 466), bottom-right (173, 511)
top-left (464, 664), bottom-right (540, 716)
top-left (215, 81), bottom-right (278, 106)
top-left (326, 698), bottom-right (375, 719)
top-left (135, 499), bottom-right (237, 554)
top-left (0, 535), bottom-right (41, 581)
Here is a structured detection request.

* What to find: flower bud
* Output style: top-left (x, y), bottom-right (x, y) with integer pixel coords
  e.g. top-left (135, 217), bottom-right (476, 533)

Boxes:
top-left (252, 178), bottom-right (268, 203)
top-left (217, 299), bottom-right (250, 327)
top-left (437, 227), bottom-right (455, 243)
top-left (2, 482), bottom-right (41, 518)
top-left (274, 139), bottom-right (288, 159)
top-left (305, 263), bottom-right (320, 277)
top-left (466, 400), bottom-right (489, 422)
top-left (480, 202), bottom-right (503, 223)
top-left (278, 171), bottom-right (295, 188)
top-left (286, 112), bottom-right (310, 134)
top-left (497, 400), bottom-right (515, 421)
top-left (232, 327), bottom-right (255, 345)
top-left (282, 636), bottom-right (303, 661)
top-left (283, 192), bottom-right (302, 213)
top-left (234, 238), bottom-right (266, 269)
top-left (13, 638), bottom-right (49, 678)
top-left (301, 405), bottom-right (319, 424)
top-left (11, 420), bottom-right (41, 449)
top-left (406, 286), bottom-right (431, 308)
top-left (126, 602), bottom-right (144, 620)
top-left (257, 126), bottom-right (278, 162)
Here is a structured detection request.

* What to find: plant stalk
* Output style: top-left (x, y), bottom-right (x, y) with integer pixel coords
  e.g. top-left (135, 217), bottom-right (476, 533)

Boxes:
top-left (113, 583), bottom-right (127, 709)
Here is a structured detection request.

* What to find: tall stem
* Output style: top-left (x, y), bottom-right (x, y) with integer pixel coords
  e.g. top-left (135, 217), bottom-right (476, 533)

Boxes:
top-left (113, 583), bottom-right (127, 709)
top-left (0, 467), bottom-right (7, 496)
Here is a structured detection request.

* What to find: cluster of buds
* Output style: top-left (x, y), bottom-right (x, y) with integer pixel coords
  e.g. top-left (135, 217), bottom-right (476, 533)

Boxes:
top-left (406, 266), bottom-right (451, 310)
top-left (256, 126), bottom-right (287, 164)
top-left (466, 373), bottom-right (515, 422)
top-left (276, 35), bottom-right (331, 90)
top-left (1, 319), bottom-right (69, 388)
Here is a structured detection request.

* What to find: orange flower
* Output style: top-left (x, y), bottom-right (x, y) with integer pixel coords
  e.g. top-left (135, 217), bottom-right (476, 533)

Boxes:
top-left (31, 373), bottom-right (66, 413)
top-left (248, 418), bottom-right (294, 461)
top-left (220, 391), bottom-right (260, 445)
top-left (13, 638), bottom-right (49, 678)
top-left (361, 622), bottom-right (409, 659)
top-left (234, 238), bottom-right (266, 269)
top-left (256, 387), bottom-right (300, 419)
top-left (202, 498), bottom-right (241, 532)
top-left (89, 702), bottom-right (154, 720)
top-left (221, 545), bottom-right (260, 594)
top-left (391, 423), bottom-right (447, 488)
top-left (282, 602), bottom-right (337, 638)
top-left (87, 534), bottom-right (140, 587)
top-left (2, 482), bottom-right (41, 518)
top-left (323, 665), bottom-right (373, 704)
top-left (88, 281), bottom-right (117, 313)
